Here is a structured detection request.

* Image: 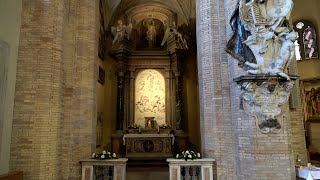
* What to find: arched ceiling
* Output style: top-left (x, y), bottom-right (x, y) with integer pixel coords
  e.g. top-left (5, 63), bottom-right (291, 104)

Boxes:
top-left (101, 0), bottom-right (195, 27)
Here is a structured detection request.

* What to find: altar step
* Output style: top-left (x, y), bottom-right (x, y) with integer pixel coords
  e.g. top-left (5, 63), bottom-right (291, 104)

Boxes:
top-left (126, 166), bottom-right (169, 180)
top-left (126, 161), bottom-right (169, 180)
top-left (127, 159), bottom-right (168, 167)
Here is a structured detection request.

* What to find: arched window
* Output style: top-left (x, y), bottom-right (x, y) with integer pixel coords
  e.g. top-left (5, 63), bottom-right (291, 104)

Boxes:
top-left (294, 21), bottom-right (319, 60)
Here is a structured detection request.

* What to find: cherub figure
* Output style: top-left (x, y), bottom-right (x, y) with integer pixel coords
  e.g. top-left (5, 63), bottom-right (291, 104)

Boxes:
top-left (111, 20), bottom-right (132, 45)
top-left (244, 31), bottom-right (296, 80)
top-left (276, 31), bottom-right (297, 67)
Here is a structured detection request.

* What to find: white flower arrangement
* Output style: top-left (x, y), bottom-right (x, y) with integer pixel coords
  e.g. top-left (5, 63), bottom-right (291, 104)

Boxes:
top-left (175, 150), bottom-right (201, 161)
top-left (159, 124), bottom-right (170, 129)
top-left (92, 150), bottom-right (117, 160)
top-left (128, 124), bottom-right (141, 129)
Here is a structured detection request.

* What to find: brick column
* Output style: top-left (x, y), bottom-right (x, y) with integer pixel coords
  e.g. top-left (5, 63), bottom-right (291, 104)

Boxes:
top-left (196, 0), bottom-right (236, 179)
top-left (223, 0), bottom-right (306, 179)
top-left (60, 0), bottom-right (98, 179)
top-left (10, 0), bottom-right (65, 179)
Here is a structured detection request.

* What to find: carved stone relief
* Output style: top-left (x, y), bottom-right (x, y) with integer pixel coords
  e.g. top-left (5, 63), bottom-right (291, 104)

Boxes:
top-left (240, 78), bottom-right (294, 133)
top-left (125, 137), bottom-right (173, 158)
top-left (134, 69), bottom-right (166, 127)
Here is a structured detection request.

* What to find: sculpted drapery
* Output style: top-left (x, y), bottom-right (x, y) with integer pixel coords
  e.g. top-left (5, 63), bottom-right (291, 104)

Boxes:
top-left (226, 0), bottom-right (296, 80)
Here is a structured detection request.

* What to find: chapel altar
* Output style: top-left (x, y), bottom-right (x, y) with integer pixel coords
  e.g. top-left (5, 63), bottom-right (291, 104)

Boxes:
top-left (107, 5), bottom-right (191, 160)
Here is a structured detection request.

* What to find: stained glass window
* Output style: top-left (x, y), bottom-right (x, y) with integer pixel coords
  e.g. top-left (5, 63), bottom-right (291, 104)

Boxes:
top-left (294, 21), bottom-right (318, 60)
top-left (303, 26), bottom-right (318, 59)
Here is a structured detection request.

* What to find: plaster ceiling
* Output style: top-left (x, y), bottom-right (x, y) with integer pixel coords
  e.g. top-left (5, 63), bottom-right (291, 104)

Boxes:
top-left (102, 0), bottom-right (195, 27)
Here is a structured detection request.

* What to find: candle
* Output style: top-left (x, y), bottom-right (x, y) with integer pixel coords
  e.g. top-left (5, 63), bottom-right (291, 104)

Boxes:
top-left (157, 126), bottom-right (160, 133)
top-left (139, 126), bottom-right (141, 133)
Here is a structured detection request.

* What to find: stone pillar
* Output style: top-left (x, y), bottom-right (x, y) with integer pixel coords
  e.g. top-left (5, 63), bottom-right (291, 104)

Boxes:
top-left (174, 73), bottom-right (183, 130)
top-left (116, 74), bottom-right (125, 130)
top-left (169, 165), bottom-right (181, 180)
top-left (164, 68), bottom-right (174, 128)
top-left (171, 51), bottom-right (184, 130)
top-left (128, 69), bottom-right (135, 126)
top-left (196, 0), bottom-right (237, 179)
top-left (109, 51), bottom-right (128, 131)
top-left (116, 62), bottom-right (127, 131)
top-left (109, 51), bottom-right (128, 158)
top-left (223, 0), bottom-right (307, 180)
top-left (60, 0), bottom-right (98, 179)
top-left (10, 0), bottom-right (65, 179)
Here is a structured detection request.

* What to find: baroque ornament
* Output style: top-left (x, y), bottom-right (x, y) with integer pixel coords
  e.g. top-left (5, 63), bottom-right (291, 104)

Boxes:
top-left (241, 78), bottom-right (294, 133)
top-left (226, 0), bottom-right (297, 133)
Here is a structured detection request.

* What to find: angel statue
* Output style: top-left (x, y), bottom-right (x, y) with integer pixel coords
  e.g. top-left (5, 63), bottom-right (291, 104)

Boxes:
top-left (226, 0), bottom-right (296, 80)
top-left (111, 20), bottom-right (132, 45)
top-left (161, 21), bottom-right (188, 49)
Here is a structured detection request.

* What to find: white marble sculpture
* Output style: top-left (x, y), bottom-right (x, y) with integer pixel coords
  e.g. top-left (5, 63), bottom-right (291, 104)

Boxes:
top-left (111, 20), bottom-right (132, 45)
top-left (241, 79), bottom-right (294, 133)
top-left (161, 22), bottom-right (188, 50)
top-left (239, 0), bottom-right (296, 79)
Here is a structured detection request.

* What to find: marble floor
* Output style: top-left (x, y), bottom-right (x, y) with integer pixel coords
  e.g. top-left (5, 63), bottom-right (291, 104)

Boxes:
top-left (126, 165), bottom-right (169, 180)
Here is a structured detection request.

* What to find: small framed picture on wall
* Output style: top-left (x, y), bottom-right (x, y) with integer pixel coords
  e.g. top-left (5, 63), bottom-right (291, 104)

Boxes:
top-left (98, 66), bottom-right (105, 85)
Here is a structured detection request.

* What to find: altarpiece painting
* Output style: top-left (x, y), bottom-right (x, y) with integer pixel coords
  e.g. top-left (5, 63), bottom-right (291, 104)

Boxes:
top-left (303, 81), bottom-right (320, 120)
top-left (302, 81), bottom-right (320, 162)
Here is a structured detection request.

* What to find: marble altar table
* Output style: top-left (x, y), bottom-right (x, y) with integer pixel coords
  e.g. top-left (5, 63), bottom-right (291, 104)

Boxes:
top-left (122, 134), bottom-right (175, 159)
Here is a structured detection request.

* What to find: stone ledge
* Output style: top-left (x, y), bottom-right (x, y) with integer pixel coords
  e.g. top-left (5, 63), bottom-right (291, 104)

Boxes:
top-left (166, 158), bottom-right (215, 165)
top-left (80, 158), bottom-right (128, 166)
top-left (233, 75), bottom-right (299, 84)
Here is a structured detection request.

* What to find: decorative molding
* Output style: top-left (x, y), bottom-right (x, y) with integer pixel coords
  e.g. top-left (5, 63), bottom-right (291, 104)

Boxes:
top-left (125, 4), bottom-right (177, 28)
top-left (235, 76), bottom-right (295, 133)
